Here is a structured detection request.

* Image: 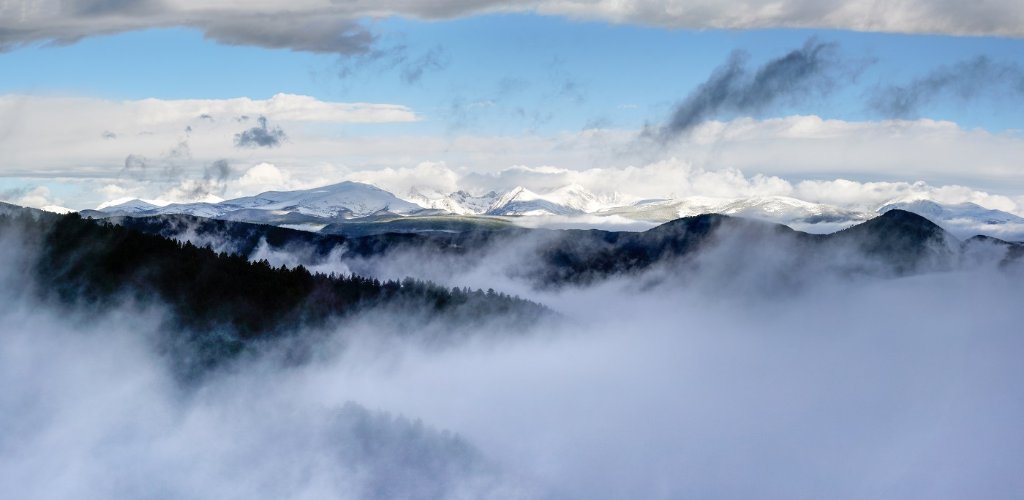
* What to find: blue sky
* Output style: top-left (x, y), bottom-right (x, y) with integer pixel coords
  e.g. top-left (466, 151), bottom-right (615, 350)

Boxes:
top-left (0, 4), bottom-right (1022, 211)
top-left (4, 15), bottom-right (1022, 134)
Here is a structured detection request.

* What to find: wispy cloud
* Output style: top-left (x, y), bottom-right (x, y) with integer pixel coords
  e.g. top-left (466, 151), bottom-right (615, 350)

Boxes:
top-left (868, 56), bottom-right (1024, 118)
top-left (647, 39), bottom-right (851, 141)
top-left (336, 42), bottom-right (451, 87)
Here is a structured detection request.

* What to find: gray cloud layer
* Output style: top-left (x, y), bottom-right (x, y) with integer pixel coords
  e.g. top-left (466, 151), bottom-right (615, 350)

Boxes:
top-left (198, 13), bottom-right (375, 55)
top-left (0, 3), bottom-right (375, 54)
top-left (1, 1), bottom-right (1022, 56)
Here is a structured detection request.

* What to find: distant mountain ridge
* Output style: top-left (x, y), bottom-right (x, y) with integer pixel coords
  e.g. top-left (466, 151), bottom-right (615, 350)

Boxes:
top-left (880, 199), bottom-right (1024, 240)
top-left (88, 181), bottom-right (1024, 240)
top-left (96, 181), bottom-right (424, 220)
top-left (87, 207), bottom-right (1024, 290)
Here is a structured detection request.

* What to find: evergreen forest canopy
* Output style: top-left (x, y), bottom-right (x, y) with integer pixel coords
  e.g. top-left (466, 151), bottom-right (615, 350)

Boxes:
top-left (0, 210), bottom-right (547, 375)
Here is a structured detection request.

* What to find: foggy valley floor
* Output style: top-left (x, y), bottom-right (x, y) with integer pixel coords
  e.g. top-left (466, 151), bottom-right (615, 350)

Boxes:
top-left (1, 212), bottom-right (1024, 499)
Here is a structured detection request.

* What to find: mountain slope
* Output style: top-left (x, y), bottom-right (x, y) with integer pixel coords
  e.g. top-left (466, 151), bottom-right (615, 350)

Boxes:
top-left (0, 209), bottom-right (547, 375)
top-left (485, 186), bottom-right (585, 216)
top-left (95, 198), bottom-right (160, 215)
top-left (89, 181), bottom-right (1020, 242)
top-left (717, 196), bottom-right (872, 225)
top-left (222, 181), bottom-right (424, 217)
top-left (880, 200), bottom-right (1023, 224)
top-left (89, 206), bottom-right (1023, 290)
top-left (828, 209), bottom-right (960, 274)
top-left (598, 195), bottom-right (872, 231)
top-left (880, 200), bottom-right (1024, 241)
top-left (97, 181), bottom-right (426, 222)
top-left (404, 189), bottom-right (500, 215)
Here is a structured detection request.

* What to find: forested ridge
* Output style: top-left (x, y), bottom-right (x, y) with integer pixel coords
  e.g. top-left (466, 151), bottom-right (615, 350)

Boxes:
top-left (104, 209), bottom-right (1024, 288)
top-left (0, 211), bottom-right (547, 371)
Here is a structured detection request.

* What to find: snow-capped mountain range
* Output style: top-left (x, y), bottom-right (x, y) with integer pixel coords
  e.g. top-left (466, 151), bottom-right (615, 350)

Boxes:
top-left (99, 182), bottom-right (423, 220)
top-left (93, 181), bottom-right (1024, 240)
top-left (404, 188), bottom-right (500, 215)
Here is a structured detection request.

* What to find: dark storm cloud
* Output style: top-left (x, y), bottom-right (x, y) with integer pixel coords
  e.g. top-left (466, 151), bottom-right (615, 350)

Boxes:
top-left (649, 39), bottom-right (846, 141)
top-left (868, 56), bottom-right (1024, 118)
top-left (234, 116), bottom-right (286, 148)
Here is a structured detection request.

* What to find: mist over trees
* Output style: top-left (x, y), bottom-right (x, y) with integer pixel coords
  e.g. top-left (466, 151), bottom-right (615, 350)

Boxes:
top-left (0, 210), bottom-right (547, 374)
top-left (106, 209), bottom-right (1023, 291)
top-left (2, 204), bottom-right (1024, 499)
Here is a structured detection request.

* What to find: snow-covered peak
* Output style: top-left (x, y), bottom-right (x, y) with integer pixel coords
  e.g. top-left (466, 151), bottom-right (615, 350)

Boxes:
top-left (223, 181), bottom-right (424, 218)
top-left (879, 199), bottom-right (1024, 240)
top-left (717, 196), bottom-right (873, 226)
top-left (487, 186), bottom-right (577, 216)
top-left (545, 184), bottom-right (629, 213)
top-left (153, 202), bottom-right (226, 218)
top-left (720, 196), bottom-right (831, 215)
top-left (484, 184), bottom-right (629, 216)
top-left (594, 194), bottom-right (872, 232)
top-left (446, 190), bottom-right (501, 214)
top-left (669, 196), bottom-right (734, 217)
top-left (97, 181), bottom-right (426, 222)
top-left (98, 198), bottom-right (161, 214)
top-left (404, 187), bottom-right (499, 215)
top-left (880, 200), bottom-right (1023, 225)
top-left (489, 186), bottom-right (533, 206)
top-left (40, 205), bottom-right (75, 214)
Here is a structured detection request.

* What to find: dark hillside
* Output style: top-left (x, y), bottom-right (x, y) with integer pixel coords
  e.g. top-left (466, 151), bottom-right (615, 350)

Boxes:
top-left (95, 208), bottom-right (1019, 289)
top-left (0, 211), bottom-right (548, 373)
top-left (827, 209), bottom-right (958, 274)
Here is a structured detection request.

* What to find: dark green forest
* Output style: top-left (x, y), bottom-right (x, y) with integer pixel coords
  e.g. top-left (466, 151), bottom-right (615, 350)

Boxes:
top-left (0, 211), bottom-right (547, 373)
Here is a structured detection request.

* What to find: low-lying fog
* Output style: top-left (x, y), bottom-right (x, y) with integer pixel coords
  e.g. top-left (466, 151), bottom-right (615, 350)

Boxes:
top-left (2, 225), bottom-right (1023, 499)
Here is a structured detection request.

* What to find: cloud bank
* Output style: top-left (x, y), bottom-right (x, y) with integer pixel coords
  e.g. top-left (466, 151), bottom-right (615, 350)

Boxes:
top-left (2, 91), bottom-right (1022, 213)
top-left (1, 0), bottom-right (1023, 58)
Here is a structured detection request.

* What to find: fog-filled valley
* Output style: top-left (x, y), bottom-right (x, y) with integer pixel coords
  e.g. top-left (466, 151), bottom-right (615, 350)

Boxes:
top-left (5, 5), bottom-right (1024, 498)
top-left (2, 207), bottom-right (1023, 499)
